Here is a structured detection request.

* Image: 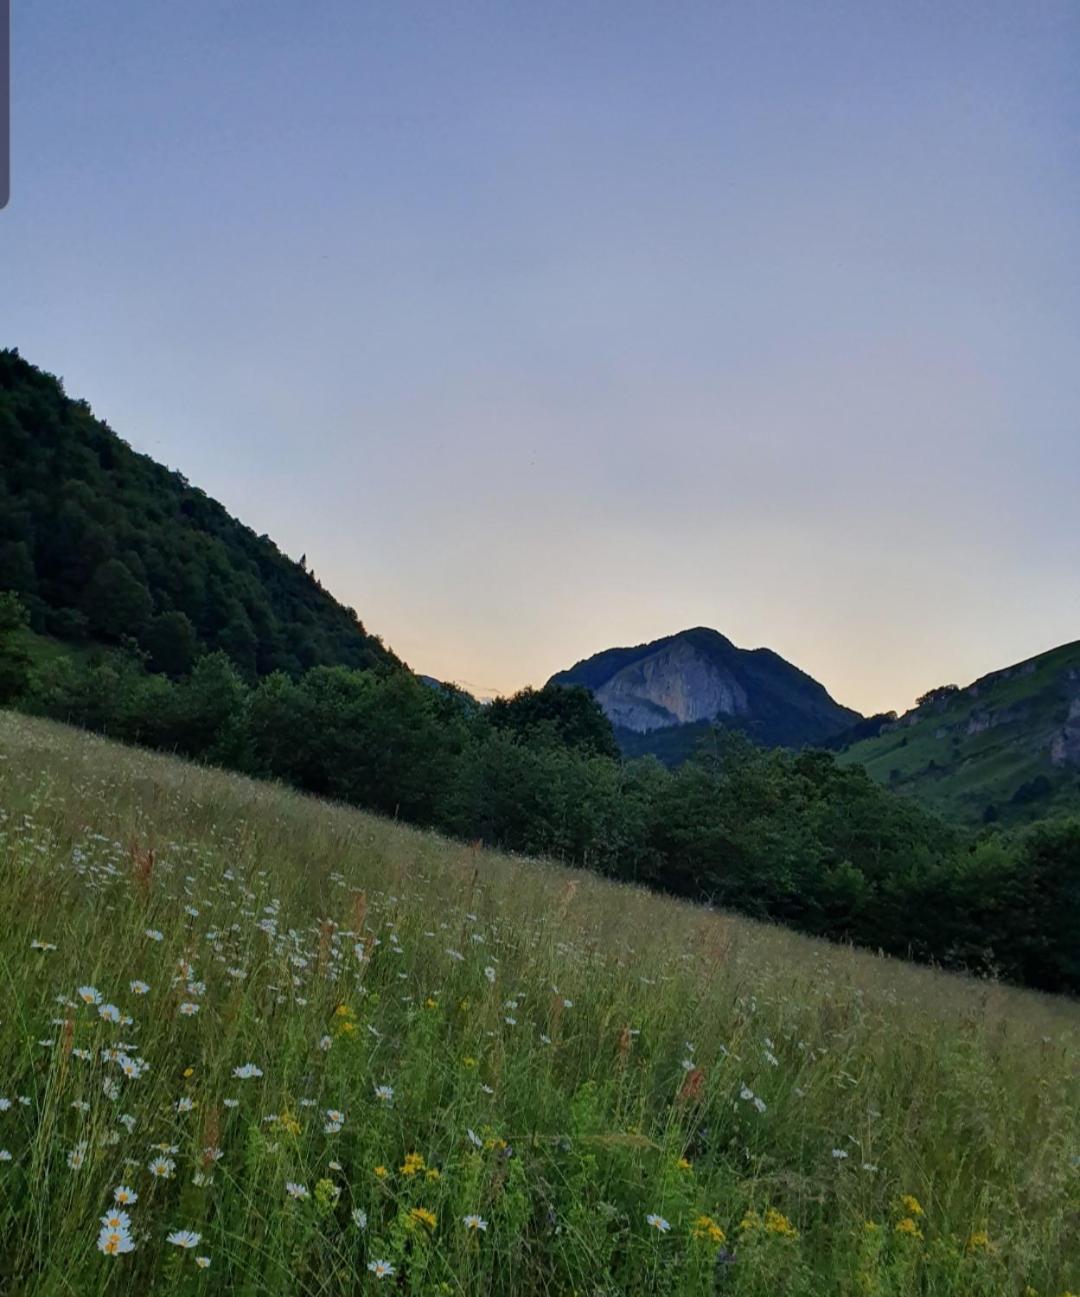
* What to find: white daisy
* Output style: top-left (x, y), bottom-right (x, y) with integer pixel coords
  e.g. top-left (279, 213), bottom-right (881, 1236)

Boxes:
top-left (166, 1229), bottom-right (201, 1249)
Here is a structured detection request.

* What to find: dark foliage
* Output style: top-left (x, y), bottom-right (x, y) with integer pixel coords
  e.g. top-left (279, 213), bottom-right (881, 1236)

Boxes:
top-left (822, 711), bottom-right (899, 751)
top-left (486, 683), bottom-right (621, 758)
top-left (0, 350), bottom-right (400, 679)
top-left (0, 592), bottom-right (31, 703)
top-left (915, 684), bottom-right (962, 708)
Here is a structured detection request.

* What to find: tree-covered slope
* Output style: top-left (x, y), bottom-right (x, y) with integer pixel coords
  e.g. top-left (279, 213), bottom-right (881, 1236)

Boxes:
top-left (837, 640), bottom-right (1080, 825)
top-left (0, 349), bottom-right (399, 678)
top-left (549, 627), bottom-right (859, 763)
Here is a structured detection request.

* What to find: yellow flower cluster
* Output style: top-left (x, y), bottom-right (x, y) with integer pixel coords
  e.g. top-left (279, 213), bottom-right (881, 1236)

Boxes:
top-left (408, 1207), bottom-right (437, 1232)
top-left (894, 1193), bottom-right (925, 1241)
top-left (400, 1151), bottom-right (426, 1177)
top-left (333, 1003), bottom-right (357, 1037)
top-left (691, 1214), bottom-right (726, 1244)
top-left (764, 1208), bottom-right (798, 1238)
top-left (738, 1207), bottom-right (798, 1239)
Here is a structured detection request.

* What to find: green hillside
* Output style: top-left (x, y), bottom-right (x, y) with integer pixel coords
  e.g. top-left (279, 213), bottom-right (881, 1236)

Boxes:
top-left (838, 641), bottom-right (1080, 825)
top-left (0, 349), bottom-right (399, 679)
top-left (1, 710), bottom-right (1077, 1295)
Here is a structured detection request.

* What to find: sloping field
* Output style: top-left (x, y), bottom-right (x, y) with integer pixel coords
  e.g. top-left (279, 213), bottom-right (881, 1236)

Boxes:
top-left (0, 711), bottom-right (1077, 1295)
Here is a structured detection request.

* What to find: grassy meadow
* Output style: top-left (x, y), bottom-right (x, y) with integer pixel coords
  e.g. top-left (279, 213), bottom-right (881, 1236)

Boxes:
top-left (0, 710), bottom-right (1078, 1296)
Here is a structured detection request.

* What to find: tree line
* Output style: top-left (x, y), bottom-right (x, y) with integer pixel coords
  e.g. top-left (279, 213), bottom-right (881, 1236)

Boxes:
top-left (2, 592), bottom-right (1077, 997)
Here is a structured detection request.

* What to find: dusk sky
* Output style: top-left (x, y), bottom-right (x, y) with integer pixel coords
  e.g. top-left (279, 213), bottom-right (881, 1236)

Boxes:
top-left (3, 1), bottom-right (1078, 714)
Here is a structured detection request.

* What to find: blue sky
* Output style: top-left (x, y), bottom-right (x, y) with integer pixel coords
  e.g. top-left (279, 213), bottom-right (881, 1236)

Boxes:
top-left (3, 1), bottom-right (1078, 711)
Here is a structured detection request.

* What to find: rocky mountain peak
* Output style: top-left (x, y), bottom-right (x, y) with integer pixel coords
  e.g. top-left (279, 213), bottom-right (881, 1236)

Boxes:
top-left (548, 627), bottom-right (858, 760)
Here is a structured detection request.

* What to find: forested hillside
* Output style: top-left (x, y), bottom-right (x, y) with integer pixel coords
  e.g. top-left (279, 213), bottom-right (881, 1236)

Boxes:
top-left (0, 349), bottom-right (399, 679)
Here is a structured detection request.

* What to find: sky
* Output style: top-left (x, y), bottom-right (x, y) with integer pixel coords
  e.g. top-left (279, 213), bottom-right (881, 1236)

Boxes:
top-left (3, 1), bottom-right (1078, 714)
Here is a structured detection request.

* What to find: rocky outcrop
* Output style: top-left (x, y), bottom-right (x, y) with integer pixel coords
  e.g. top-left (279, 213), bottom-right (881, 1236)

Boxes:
top-left (966, 703), bottom-right (1027, 736)
top-left (549, 627), bottom-right (859, 755)
top-left (594, 638), bottom-right (750, 732)
top-left (1050, 696), bottom-right (1080, 768)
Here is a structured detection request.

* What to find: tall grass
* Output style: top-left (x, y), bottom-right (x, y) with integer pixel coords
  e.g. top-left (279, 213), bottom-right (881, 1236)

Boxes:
top-left (0, 710), bottom-right (1077, 1295)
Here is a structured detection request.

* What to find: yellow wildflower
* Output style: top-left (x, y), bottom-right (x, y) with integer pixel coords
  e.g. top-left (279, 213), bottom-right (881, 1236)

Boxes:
top-left (895, 1217), bottom-right (923, 1240)
top-left (691, 1214), bottom-right (726, 1244)
top-left (676, 1156), bottom-right (692, 1171)
top-left (333, 1004), bottom-right (358, 1037)
top-left (764, 1208), bottom-right (798, 1239)
top-left (900, 1194), bottom-right (924, 1217)
top-left (408, 1207), bottom-right (437, 1232)
top-left (275, 1110), bottom-right (301, 1136)
top-left (400, 1152), bottom-right (426, 1177)
top-left (373, 1165), bottom-right (388, 1180)
top-left (966, 1230), bottom-right (991, 1253)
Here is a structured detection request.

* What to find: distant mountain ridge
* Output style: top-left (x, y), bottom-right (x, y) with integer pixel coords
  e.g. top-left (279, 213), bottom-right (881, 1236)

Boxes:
top-left (548, 627), bottom-right (859, 761)
top-left (837, 639), bottom-right (1080, 824)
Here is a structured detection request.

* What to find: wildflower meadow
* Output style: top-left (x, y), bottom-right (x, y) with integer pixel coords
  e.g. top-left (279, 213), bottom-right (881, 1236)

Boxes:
top-left (0, 711), bottom-right (1077, 1295)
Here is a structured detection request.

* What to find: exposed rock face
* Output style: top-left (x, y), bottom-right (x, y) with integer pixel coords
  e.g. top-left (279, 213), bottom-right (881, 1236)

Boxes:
top-left (965, 704), bottom-right (1027, 737)
top-left (595, 638), bottom-right (750, 732)
top-left (1050, 696), bottom-right (1080, 767)
top-left (548, 627), bottom-right (859, 756)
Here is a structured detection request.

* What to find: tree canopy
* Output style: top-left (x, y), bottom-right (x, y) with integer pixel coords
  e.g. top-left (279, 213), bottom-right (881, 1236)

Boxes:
top-left (0, 349), bottom-right (400, 679)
